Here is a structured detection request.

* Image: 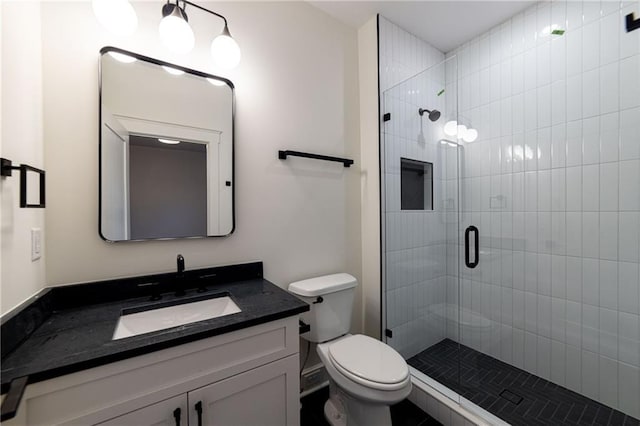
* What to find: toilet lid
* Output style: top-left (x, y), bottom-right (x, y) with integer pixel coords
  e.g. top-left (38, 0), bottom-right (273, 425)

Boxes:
top-left (328, 334), bottom-right (409, 388)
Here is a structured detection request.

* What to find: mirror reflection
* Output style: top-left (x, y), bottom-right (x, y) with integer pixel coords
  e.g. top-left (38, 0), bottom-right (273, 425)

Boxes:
top-left (99, 47), bottom-right (234, 241)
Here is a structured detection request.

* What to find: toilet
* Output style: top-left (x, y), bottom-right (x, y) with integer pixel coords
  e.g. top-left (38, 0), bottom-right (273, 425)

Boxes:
top-left (289, 273), bottom-right (412, 426)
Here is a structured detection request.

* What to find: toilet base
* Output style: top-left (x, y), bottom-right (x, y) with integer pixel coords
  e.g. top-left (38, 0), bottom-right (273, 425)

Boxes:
top-left (323, 380), bottom-right (393, 426)
top-left (324, 397), bottom-right (346, 426)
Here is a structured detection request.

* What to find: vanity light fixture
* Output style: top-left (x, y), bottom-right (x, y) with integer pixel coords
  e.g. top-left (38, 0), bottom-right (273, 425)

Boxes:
top-left (93, 0), bottom-right (241, 69)
top-left (159, 1), bottom-right (195, 54)
top-left (158, 138), bottom-right (181, 145)
top-left (159, 0), bottom-right (241, 70)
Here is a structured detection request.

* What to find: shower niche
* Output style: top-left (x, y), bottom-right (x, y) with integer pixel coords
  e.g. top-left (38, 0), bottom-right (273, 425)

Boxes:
top-left (400, 158), bottom-right (433, 211)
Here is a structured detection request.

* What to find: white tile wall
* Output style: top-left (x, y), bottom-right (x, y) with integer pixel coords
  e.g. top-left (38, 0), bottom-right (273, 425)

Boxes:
top-left (448, 0), bottom-right (640, 418)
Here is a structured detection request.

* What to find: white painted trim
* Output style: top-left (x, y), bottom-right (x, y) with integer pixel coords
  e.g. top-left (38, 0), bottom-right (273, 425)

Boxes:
top-left (410, 366), bottom-right (459, 403)
top-left (113, 114), bottom-right (221, 142)
top-left (410, 370), bottom-right (508, 426)
top-left (299, 381), bottom-right (329, 398)
top-left (460, 395), bottom-right (511, 426)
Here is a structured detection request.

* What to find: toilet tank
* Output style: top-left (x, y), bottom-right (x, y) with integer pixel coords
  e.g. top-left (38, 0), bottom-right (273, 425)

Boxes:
top-left (288, 273), bottom-right (357, 343)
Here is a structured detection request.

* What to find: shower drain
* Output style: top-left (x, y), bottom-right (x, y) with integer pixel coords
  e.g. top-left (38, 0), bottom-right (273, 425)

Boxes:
top-left (499, 389), bottom-right (524, 405)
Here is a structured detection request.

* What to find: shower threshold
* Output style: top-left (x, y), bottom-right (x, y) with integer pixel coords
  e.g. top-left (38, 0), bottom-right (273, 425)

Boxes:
top-left (408, 339), bottom-right (639, 426)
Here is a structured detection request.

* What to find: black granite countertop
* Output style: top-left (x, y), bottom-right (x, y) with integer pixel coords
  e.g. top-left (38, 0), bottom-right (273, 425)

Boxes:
top-left (0, 262), bottom-right (309, 393)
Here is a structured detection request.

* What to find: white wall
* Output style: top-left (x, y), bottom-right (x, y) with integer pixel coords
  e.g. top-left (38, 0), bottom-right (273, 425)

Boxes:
top-left (38, 1), bottom-right (362, 330)
top-left (358, 16), bottom-right (381, 339)
top-left (450, 0), bottom-right (640, 418)
top-left (0, 1), bottom-right (47, 314)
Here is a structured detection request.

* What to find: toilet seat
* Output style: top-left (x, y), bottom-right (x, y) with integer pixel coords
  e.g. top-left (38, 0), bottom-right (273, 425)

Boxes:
top-left (328, 334), bottom-right (409, 391)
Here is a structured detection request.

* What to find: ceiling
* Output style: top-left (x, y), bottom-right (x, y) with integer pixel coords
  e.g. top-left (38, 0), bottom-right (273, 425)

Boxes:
top-left (308, 1), bottom-right (537, 52)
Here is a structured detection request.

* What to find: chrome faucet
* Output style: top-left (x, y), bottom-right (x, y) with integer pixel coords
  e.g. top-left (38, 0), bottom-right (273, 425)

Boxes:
top-left (175, 254), bottom-right (186, 296)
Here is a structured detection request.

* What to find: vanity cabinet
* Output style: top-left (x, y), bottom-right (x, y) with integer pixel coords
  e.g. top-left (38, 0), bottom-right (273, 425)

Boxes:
top-left (5, 317), bottom-right (300, 426)
top-left (96, 356), bottom-right (297, 426)
top-left (188, 356), bottom-right (297, 426)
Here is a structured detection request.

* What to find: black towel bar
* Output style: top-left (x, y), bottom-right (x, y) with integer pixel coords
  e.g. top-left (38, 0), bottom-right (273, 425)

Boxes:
top-left (278, 150), bottom-right (354, 167)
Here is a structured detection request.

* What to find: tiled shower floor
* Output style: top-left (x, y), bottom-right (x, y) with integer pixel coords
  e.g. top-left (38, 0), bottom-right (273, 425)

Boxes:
top-left (408, 339), bottom-right (639, 426)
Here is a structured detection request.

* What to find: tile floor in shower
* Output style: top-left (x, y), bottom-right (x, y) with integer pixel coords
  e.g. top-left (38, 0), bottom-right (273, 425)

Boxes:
top-left (408, 339), bottom-right (640, 426)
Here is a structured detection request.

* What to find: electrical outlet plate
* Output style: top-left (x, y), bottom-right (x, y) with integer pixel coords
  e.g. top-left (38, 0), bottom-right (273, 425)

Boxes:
top-left (31, 228), bottom-right (42, 261)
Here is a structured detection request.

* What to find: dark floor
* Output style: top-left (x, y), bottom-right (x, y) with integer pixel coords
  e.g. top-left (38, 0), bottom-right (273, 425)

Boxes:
top-left (301, 386), bottom-right (441, 426)
top-left (408, 339), bottom-right (640, 426)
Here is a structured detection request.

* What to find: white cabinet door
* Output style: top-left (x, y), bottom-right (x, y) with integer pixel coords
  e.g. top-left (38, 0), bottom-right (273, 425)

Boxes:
top-left (188, 355), bottom-right (299, 426)
top-left (97, 395), bottom-right (188, 426)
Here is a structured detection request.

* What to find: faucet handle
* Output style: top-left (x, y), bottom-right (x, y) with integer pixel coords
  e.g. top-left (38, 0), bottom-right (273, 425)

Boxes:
top-left (175, 254), bottom-right (186, 297)
top-left (177, 254), bottom-right (185, 274)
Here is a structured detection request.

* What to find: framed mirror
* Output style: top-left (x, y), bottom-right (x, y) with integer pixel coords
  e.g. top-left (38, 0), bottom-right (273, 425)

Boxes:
top-left (99, 46), bottom-right (234, 242)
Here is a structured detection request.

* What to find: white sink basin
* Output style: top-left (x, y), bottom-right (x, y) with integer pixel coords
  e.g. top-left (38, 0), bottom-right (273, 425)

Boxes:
top-left (113, 295), bottom-right (241, 340)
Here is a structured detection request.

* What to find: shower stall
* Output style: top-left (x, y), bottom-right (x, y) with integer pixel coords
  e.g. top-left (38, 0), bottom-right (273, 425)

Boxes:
top-left (381, 4), bottom-right (640, 423)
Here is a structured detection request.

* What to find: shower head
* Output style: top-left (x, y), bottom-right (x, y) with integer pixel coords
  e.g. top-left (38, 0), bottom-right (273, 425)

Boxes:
top-left (419, 108), bottom-right (441, 122)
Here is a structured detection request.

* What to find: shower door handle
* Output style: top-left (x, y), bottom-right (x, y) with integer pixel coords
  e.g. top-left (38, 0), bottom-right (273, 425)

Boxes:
top-left (465, 226), bottom-right (479, 269)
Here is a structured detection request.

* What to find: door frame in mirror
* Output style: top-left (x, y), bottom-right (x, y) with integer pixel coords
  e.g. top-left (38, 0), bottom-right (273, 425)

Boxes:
top-left (98, 46), bottom-right (235, 242)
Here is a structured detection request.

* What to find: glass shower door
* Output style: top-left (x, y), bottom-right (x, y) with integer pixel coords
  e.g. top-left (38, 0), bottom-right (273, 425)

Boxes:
top-left (381, 56), bottom-right (462, 402)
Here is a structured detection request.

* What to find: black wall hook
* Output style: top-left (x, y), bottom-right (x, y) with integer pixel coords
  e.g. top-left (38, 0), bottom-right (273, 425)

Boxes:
top-left (627, 12), bottom-right (640, 32)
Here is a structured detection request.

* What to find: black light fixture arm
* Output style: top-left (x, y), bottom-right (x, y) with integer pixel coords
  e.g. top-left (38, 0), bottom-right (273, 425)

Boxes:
top-left (181, 0), bottom-right (228, 27)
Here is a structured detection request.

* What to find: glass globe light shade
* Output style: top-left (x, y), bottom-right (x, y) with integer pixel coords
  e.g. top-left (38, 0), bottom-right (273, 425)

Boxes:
top-left (159, 8), bottom-right (195, 54)
top-left (456, 124), bottom-right (467, 138)
top-left (162, 66), bottom-right (185, 76)
top-left (211, 27), bottom-right (241, 70)
top-left (93, 0), bottom-right (137, 37)
top-left (207, 78), bottom-right (226, 87)
top-left (443, 120), bottom-right (458, 136)
top-left (463, 128), bottom-right (478, 143)
top-left (107, 52), bottom-right (136, 63)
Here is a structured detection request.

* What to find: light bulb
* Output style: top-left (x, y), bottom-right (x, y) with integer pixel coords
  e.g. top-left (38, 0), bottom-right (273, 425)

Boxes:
top-left (159, 6), bottom-right (194, 54)
top-left (93, 0), bottom-right (137, 37)
top-left (463, 128), bottom-right (478, 143)
top-left (162, 66), bottom-right (185, 76)
top-left (456, 124), bottom-right (467, 138)
top-left (443, 120), bottom-right (458, 136)
top-left (107, 52), bottom-right (136, 63)
top-left (211, 26), bottom-right (241, 70)
top-left (207, 78), bottom-right (226, 87)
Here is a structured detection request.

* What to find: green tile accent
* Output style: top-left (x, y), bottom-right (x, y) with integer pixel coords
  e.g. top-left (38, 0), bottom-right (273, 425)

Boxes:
top-left (551, 29), bottom-right (565, 35)
top-left (437, 89), bottom-right (445, 96)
